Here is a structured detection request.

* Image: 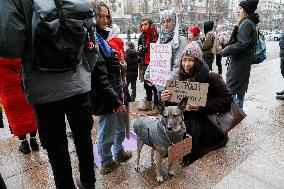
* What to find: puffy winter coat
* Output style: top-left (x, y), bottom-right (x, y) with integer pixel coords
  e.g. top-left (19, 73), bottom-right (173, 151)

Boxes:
top-left (0, 58), bottom-right (37, 136)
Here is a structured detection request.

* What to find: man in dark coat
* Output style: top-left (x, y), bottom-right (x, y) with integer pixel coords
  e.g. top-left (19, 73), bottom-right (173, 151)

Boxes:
top-left (126, 42), bottom-right (139, 101)
top-left (276, 29), bottom-right (284, 100)
top-left (221, 0), bottom-right (260, 109)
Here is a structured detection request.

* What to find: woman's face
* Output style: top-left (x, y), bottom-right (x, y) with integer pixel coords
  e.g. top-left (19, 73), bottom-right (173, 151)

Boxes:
top-left (141, 20), bottom-right (150, 30)
top-left (181, 55), bottom-right (195, 73)
top-left (161, 18), bottom-right (174, 33)
top-left (97, 6), bottom-right (110, 30)
top-left (237, 6), bottom-right (247, 18)
top-left (187, 32), bottom-right (194, 41)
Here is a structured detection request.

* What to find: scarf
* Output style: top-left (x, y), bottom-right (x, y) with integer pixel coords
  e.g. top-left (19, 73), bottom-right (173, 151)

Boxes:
top-left (96, 33), bottom-right (112, 58)
top-left (141, 26), bottom-right (158, 65)
top-left (158, 10), bottom-right (180, 49)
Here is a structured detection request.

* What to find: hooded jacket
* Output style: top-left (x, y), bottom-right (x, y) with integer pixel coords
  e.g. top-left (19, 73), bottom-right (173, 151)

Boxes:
top-left (221, 13), bottom-right (260, 95)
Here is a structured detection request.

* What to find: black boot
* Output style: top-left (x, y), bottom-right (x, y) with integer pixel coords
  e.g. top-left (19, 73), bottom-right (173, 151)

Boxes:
top-left (276, 90), bottom-right (284, 95)
top-left (19, 140), bottom-right (31, 154)
top-left (276, 94), bottom-right (284, 100)
top-left (30, 137), bottom-right (39, 151)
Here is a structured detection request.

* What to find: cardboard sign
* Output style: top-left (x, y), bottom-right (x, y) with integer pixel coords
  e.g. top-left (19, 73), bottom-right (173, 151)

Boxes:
top-left (150, 43), bottom-right (172, 87)
top-left (166, 80), bottom-right (209, 107)
top-left (168, 137), bottom-right (192, 164)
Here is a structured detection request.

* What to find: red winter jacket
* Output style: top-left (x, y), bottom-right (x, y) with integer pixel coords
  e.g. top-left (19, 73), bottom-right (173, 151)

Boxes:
top-left (108, 37), bottom-right (125, 63)
top-left (0, 58), bottom-right (37, 136)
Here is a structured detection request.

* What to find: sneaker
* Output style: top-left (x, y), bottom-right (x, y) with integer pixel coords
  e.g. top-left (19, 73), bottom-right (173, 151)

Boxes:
top-left (76, 178), bottom-right (95, 189)
top-left (100, 161), bottom-right (120, 175)
top-left (30, 137), bottom-right (39, 151)
top-left (19, 140), bottom-right (31, 154)
top-left (114, 150), bottom-right (132, 164)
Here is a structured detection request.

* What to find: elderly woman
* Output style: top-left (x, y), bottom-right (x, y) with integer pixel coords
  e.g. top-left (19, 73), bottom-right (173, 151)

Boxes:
top-left (161, 42), bottom-right (231, 166)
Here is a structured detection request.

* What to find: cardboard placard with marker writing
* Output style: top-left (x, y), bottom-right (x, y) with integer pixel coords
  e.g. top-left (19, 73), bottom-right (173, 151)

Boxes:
top-left (149, 43), bottom-right (172, 87)
top-left (166, 80), bottom-right (209, 107)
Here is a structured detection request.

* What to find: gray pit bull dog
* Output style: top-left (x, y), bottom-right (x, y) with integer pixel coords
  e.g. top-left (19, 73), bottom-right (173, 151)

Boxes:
top-left (134, 98), bottom-right (188, 183)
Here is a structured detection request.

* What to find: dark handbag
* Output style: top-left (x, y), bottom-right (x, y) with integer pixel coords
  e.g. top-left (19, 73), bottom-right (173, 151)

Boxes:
top-left (207, 102), bottom-right (246, 135)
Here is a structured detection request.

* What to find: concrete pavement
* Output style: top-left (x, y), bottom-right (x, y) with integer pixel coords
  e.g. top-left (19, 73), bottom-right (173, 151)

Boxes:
top-left (0, 41), bottom-right (283, 189)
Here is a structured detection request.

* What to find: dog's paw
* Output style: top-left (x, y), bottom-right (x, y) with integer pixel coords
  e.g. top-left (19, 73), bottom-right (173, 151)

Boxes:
top-left (156, 176), bottom-right (164, 183)
top-left (168, 170), bottom-right (175, 176)
top-left (135, 165), bottom-right (140, 172)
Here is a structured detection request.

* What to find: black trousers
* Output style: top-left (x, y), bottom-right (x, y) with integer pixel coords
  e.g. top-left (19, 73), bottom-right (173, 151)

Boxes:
top-left (0, 173), bottom-right (6, 189)
top-left (127, 79), bottom-right (137, 99)
top-left (34, 92), bottom-right (95, 189)
top-left (215, 54), bottom-right (222, 74)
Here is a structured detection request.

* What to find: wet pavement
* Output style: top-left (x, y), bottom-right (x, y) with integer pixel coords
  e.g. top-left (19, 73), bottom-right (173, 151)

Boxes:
top-left (1, 41), bottom-right (284, 189)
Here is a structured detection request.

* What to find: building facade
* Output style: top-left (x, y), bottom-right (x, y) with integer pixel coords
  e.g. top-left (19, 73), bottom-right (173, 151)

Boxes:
top-left (258, 0), bottom-right (284, 30)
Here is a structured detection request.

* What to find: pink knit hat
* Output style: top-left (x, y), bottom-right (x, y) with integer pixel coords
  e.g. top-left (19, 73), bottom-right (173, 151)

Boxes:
top-left (181, 41), bottom-right (202, 61)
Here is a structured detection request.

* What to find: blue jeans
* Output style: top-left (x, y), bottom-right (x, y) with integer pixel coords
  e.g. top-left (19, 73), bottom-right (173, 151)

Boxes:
top-left (97, 112), bottom-right (125, 167)
top-left (232, 94), bottom-right (245, 110)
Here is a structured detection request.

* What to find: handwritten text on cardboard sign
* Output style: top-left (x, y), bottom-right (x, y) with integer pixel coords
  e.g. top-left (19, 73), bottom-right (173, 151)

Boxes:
top-left (166, 80), bottom-right (209, 107)
top-left (150, 43), bottom-right (172, 87)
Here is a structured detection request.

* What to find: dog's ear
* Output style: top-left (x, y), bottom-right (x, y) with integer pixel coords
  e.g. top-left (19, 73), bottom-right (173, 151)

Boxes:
top-left (156, 101), bottom-right (165, 114)
top-left (178, 97), bottom-right (188, 113)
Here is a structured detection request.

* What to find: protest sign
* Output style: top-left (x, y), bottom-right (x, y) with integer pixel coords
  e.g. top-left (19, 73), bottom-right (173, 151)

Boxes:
top-left (150, 43), bottom-right (172, 87)
top-left (168, 136), bottom-right (192, 164)
top-left (166, 80), bottom-right (209, 107)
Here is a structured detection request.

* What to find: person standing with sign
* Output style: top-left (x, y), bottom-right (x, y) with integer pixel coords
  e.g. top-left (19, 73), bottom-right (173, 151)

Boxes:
top-left (144, 10), bottom-right (188, 112)
top-left (161, 42), bottom-right (232, 166)
top-left (137, 18), bottom-right (159, 113)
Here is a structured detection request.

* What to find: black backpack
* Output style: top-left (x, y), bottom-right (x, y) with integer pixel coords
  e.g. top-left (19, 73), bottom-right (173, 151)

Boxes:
top-left (32, 0), bottom-right (96, 72)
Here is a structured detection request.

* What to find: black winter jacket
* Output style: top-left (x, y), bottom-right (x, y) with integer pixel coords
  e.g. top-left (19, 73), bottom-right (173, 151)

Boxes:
top-left (91, 28), bottom-right (122, 115)
top-left (126, 48), bottom-right (138, 82)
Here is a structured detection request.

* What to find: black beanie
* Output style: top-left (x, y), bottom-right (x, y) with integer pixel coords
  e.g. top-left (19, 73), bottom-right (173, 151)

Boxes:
top-left (239, 0), bottom-right (259, 14)
top-left (203, 21), bottom-right (214, 36)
